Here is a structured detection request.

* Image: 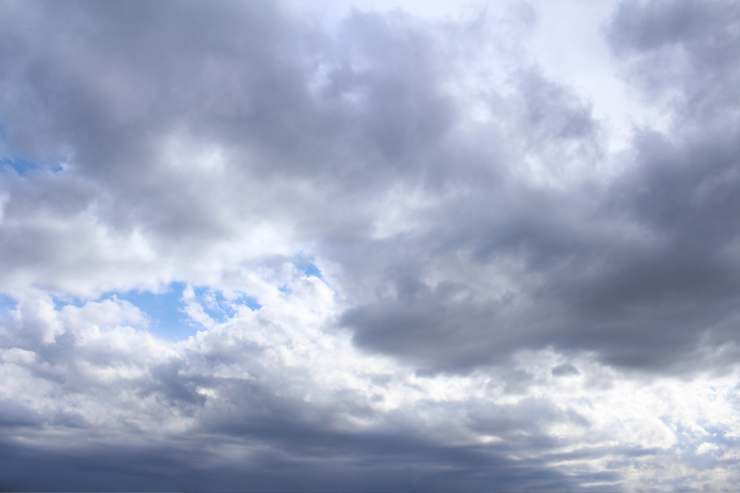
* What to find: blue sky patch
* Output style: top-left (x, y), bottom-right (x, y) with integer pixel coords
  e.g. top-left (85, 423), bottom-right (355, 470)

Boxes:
top-left (51, 283), bottom-right (193, 340)
top-left (52, 295), bottom-right (85, 310)
top-left (292, 254), bottom-right (323, 279)
top-left (52, 282), bottom-right (262, 340)
top-left (109, 282), bottom-right (191, 340)
top-left (193, 287), bottom-right (233, 323)
top-left (239, 294), bottom-right (262, 311)
top-left (193, 287), bottom-right (261, 323)
top-left (0, 293), bottom-right (17, 314)
top-left (1, 156), bottom-right (64, 176)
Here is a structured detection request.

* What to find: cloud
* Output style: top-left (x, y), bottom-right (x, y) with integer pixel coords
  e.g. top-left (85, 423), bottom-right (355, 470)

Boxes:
top-left (552, 363), bottom-right (580, 377)
top-left (1, 0), bottom-right (740, 490)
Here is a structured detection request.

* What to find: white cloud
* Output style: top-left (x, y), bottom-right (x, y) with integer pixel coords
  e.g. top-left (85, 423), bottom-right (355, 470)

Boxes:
top-left (1, 0), bottom-right (740, 490)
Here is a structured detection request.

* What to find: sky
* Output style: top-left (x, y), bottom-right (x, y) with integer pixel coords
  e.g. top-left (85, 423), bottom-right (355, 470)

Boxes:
top-left (0, 0), bottom-right (739, 491)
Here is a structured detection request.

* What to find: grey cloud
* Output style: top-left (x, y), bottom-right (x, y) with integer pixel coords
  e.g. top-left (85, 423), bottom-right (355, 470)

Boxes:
top-left (1, 0), bottom-right (733, 376)
top-left (551, 363), bottom-right (580, 377)
top-left (1, 0), bottom-right (740, 490)
top-left (0, 335), bottom-right (618, 492)
top-left (606, 0), bottom-right (724, 52)
top-left (341, 0), bottom-right (740, 374)
top-left (0, 437), bottom-right (599, 493)
top-left (1, 0), bottom-right (736, 377)
top-left (607, 0), bottom-right (740, 118)
top-left (144, 361), bottom-right (209, 408)
top-left (0, 399), bottom-right (42, 428)
top-left (466, 397), bottom-right (590, 440)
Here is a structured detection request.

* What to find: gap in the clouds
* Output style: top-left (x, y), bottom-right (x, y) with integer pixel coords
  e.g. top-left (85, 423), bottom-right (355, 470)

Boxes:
top-left (0, 156), bottom-right (65, 176)
top-left (292, 254), bottom-right (323, 279)
top-left (192, 286), bottom-right (262, 322)
top-left (0, 293), bottom-right (17, 314)
top-left (278, 255), bottom-right (324, 295)
top-left (53, 282), bottom-right (262, 341)
top-left (52, 295), bottom-right (85, 310)
top-left (51, 284), bottom-right (193, 339)
top-left (111, 282), bottom-right (191, 340)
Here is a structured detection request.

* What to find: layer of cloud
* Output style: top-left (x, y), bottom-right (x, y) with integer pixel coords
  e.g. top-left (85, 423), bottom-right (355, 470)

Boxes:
top-left (1, 0), bottom-right (740, 491)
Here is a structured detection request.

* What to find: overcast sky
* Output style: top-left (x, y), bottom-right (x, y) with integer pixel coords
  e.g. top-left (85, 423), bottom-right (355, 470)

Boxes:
top-left (1, 0), bottom-right (740, 491)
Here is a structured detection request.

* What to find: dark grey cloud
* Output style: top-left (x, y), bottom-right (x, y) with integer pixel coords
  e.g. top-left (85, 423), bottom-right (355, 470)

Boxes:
top-left (0, 339), bottom-right (624, 493)
top-left (341, 0), bottom-right (740, 374)
top-left (0, 399), bottom-right (42, 428)
top-left (0, 437), bottom-right (605, 493)
top-left (607, 0), bottom-right (740, 119)
top-left (1, 0), bottom-right (740, 490)
top-left (552, 363), bottom-right (580, 377)
top-left (0, 364), bottom-right (628, 493)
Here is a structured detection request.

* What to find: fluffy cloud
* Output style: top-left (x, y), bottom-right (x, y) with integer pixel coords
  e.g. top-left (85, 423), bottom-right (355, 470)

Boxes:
top-left (1, 0), bottom-right (740, 491)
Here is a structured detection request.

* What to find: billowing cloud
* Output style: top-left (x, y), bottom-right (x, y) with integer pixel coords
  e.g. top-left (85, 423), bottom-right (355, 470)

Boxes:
top-left (1, 0), bottom-right (740, 491)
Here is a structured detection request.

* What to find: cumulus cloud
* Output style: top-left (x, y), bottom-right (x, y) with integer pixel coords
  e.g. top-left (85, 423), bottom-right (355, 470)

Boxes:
top-left (1, 0), bottom-right (740, 491)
